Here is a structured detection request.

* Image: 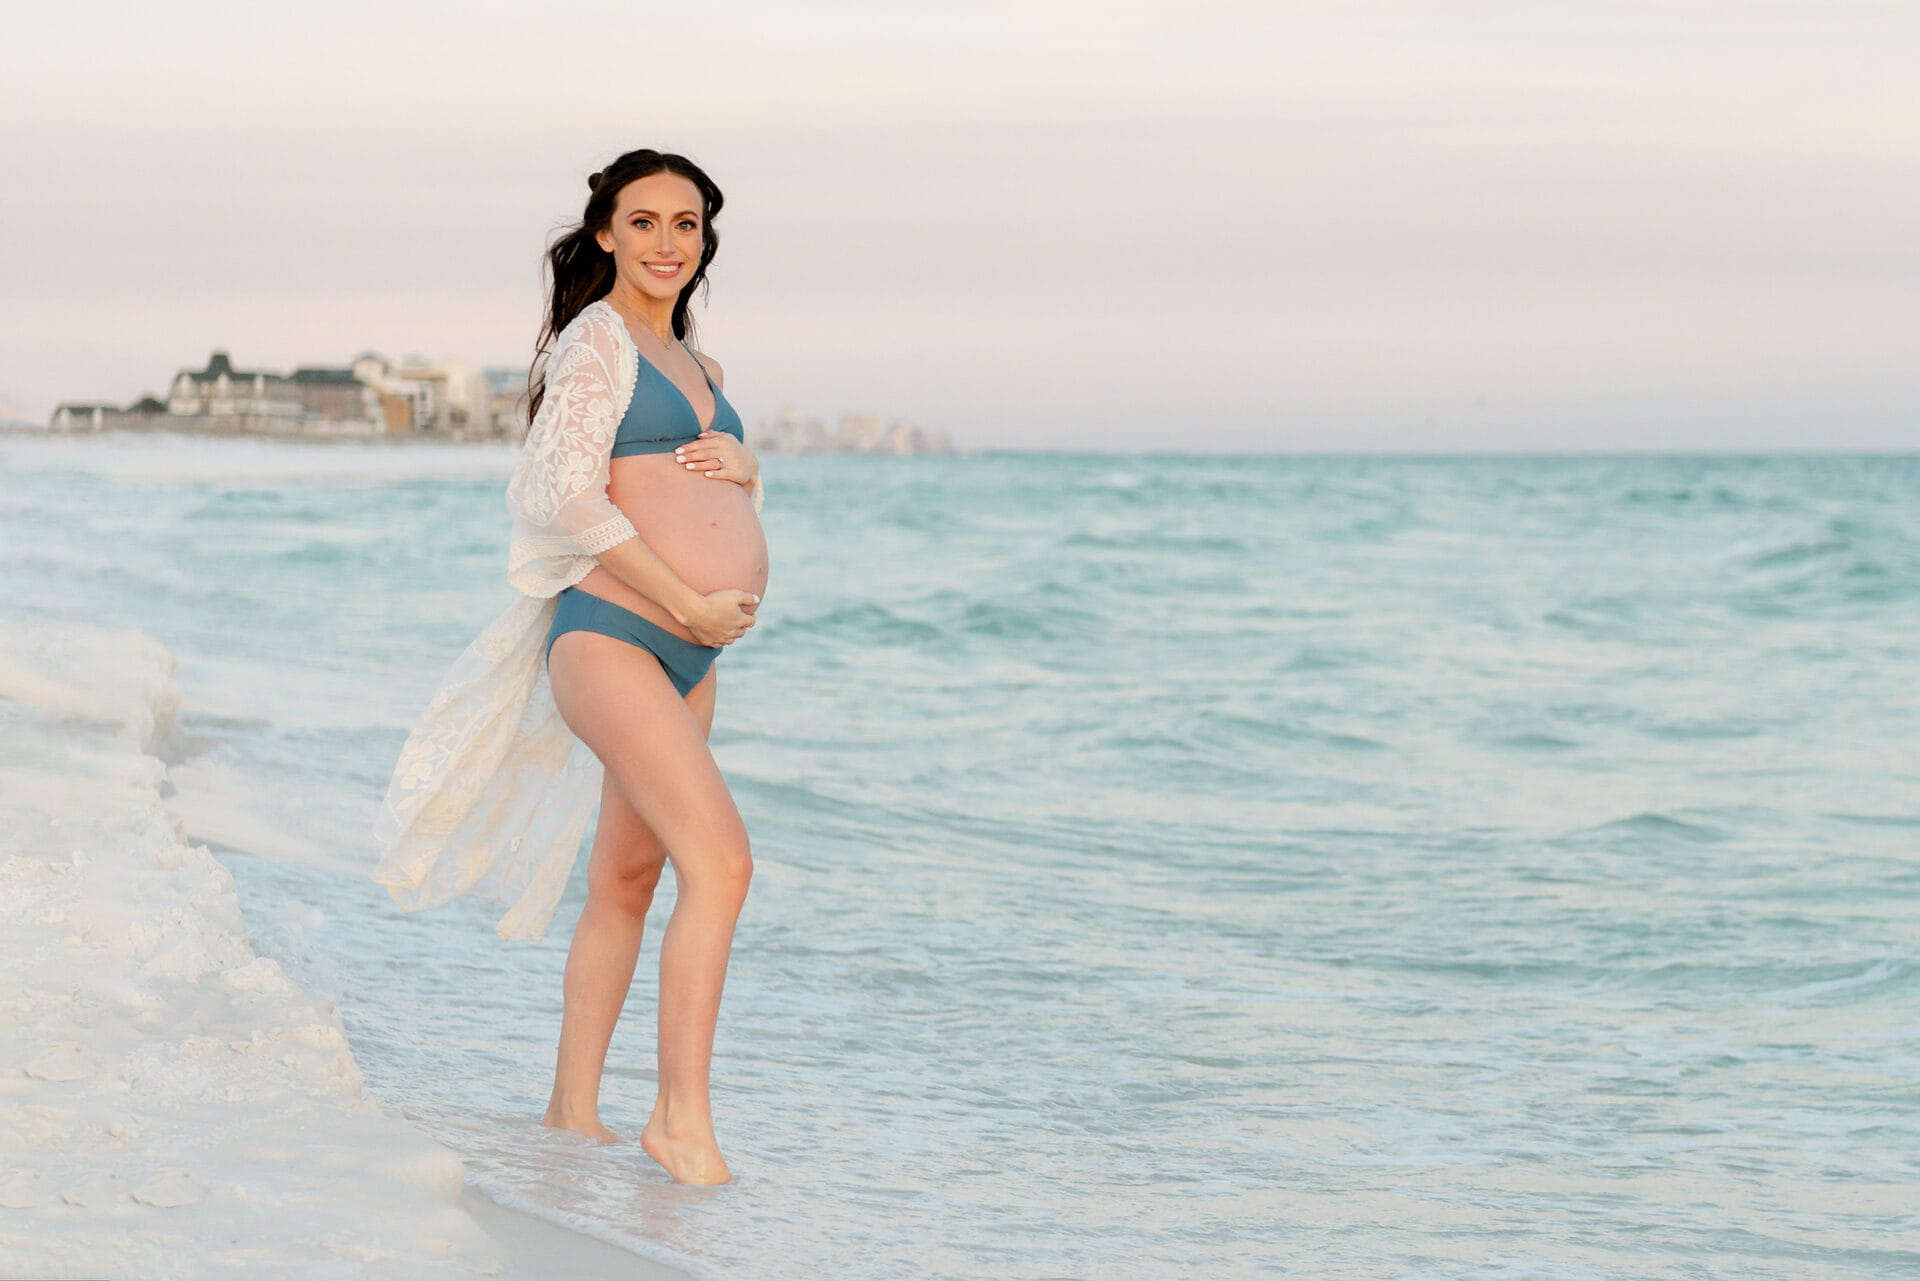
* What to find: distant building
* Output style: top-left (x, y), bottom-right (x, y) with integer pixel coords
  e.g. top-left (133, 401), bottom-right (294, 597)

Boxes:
top-left (289, 365), bottom-right (372, 423)
top-left (49, 402), bottom-right (162, 432)
top-left (49, 347), bottom-right (519, 439)
top-left (752, 405), bottom-right (953, 454)
top-left (49, 350), bottom-right (382, 435)
top-left (351, 353), bottom-right (496, 439)
top-left (44, 354), bottom-right (951, 449)
top-left (50, 394), bottom-right (173, 432)
top-left (158, 350), bottom-right (382, 435)
top-left (484, 366), bottom-right (531, 438)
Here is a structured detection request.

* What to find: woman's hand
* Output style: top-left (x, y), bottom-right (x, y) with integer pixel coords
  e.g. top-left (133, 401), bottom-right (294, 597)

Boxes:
top-left (674, 431), bottom-right (759, 489)
top-left (680, 588), bottom-right (760, 647)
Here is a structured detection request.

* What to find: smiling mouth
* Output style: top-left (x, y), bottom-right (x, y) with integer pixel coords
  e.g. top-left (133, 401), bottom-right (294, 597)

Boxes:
top-left (644, 262), bottom-right (683, 278)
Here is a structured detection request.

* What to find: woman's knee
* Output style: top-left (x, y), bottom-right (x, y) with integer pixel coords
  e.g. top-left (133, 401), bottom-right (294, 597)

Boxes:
top-left (679, 834), bottom-right (753, 903)
top-left (589, 848), bottom-right (667, 915)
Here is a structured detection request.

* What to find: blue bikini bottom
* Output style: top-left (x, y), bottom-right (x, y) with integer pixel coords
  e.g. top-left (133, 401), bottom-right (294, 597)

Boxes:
top-left (545, 586), bottom-right (721, 697)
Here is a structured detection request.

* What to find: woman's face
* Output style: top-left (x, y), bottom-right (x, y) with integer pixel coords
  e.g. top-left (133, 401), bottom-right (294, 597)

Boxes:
top-left (595, 171), bottom-right (707, 304)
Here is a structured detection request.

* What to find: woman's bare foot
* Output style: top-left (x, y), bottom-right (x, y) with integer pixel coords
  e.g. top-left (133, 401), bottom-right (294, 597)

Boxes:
top-left (640, 1114), bottom-right (732, 1185)
top-left (542, 1104), bottom-right (623, 1145)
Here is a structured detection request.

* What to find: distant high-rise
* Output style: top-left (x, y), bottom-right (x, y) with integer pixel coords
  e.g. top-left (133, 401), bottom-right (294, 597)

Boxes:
top-left (753, 405), bottom-right (953, 454)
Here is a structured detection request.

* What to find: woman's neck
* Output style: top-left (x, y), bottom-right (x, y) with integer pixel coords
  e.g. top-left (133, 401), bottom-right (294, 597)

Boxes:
top-left (603, 288), bottom-right (676, 345)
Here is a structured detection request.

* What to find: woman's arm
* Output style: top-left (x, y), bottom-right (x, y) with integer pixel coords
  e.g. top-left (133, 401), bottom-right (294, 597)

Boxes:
top-left (593, 537), bottom-right (710, 628)
top-left (506, 309), bottom-right (708, 605)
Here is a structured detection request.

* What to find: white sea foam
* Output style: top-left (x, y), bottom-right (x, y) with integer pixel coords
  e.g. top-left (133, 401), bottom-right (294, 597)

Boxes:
top-left (0, 616), bottom-right (514, 1278)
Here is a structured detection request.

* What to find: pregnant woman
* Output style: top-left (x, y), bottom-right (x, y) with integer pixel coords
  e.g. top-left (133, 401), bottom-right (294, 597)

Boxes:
top-left (372, 148), bottom-right (768, 1187)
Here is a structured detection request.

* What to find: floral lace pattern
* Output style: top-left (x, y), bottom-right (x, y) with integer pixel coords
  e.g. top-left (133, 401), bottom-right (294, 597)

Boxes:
top-left (370, 300), bottom-right (763, 941)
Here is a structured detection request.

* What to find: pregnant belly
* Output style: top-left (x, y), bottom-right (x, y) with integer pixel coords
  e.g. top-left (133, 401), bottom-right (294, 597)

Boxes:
top-left (575, 453), bottom-right (770, 644)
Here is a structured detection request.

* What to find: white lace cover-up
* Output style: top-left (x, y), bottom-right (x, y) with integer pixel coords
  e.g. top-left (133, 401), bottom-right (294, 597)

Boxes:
top-left (369, 299), bottom-right (763, 941)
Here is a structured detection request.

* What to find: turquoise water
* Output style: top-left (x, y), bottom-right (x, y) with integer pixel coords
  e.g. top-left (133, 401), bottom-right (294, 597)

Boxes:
top-left (2, 435), bottom-right (1916, 1279)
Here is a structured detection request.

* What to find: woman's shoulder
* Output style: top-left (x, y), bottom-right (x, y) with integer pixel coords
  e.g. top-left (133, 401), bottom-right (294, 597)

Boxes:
top-left (554, 299), bottom-right (631, 368)
top-left (560, 298), bottom-right (619, 343)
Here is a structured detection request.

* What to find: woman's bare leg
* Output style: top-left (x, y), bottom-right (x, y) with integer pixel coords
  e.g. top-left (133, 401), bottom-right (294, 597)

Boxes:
top-left (540, 765), bottom-right (653, 1142)
top-left (546, 634), bottom-right (749, 1185)
top-left (541, 660), bottom-right (713, 1143)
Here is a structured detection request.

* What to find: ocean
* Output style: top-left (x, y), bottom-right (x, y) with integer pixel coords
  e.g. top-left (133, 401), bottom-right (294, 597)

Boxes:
top-left (2, 433), bottom-right (1915, 1280)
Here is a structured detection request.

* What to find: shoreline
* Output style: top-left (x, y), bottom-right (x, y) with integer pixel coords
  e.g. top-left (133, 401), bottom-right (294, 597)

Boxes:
top-left (0, 422), bottom-right (969, 455)
top-left (0, 421), bottom-right (517, 446)
top-left (461, 1184), bottom-right (695, 1280)
top-left (0, 612), bottom-right (693, 1280)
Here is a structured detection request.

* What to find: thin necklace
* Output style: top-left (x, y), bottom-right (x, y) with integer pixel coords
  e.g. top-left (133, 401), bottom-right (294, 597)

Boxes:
top-left (606, 297), bottom-right (675, 349)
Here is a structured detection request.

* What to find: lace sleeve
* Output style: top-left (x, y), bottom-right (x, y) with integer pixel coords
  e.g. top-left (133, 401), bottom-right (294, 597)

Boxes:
top-left (505, 307), bottom-right (638, 596)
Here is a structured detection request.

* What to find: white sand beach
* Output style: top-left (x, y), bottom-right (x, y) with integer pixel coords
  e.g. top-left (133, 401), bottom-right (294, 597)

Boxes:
top-left (0, 614), bottom-right (690, 1280)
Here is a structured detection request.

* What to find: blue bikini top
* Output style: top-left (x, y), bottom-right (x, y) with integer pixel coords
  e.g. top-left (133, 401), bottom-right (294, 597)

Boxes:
top-left (610, 341), bottom-right (744, 458)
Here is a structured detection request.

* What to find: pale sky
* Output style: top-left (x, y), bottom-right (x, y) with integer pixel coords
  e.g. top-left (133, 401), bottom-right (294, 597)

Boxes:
top-left (3, 1), bottom-right (1916, 452)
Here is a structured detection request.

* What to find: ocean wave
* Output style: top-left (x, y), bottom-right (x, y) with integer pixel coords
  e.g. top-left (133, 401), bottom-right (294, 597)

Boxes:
top-left (1707, 526), bottom-right (1855, 569)
top-left (771, 601), bottom-right (944, 645)
top-left (1760, 957), bottom-right (1912, 1003)
top-left (1566, 810), bottom-right (1732, 844)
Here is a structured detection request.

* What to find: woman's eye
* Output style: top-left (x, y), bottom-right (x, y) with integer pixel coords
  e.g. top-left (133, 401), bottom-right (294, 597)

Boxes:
top-left (678, 220), bottom-right (697, 232)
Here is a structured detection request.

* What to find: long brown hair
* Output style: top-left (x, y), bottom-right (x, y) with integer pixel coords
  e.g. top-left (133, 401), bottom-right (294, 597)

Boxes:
top-left (524, 149), bottom-right (725, 426)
